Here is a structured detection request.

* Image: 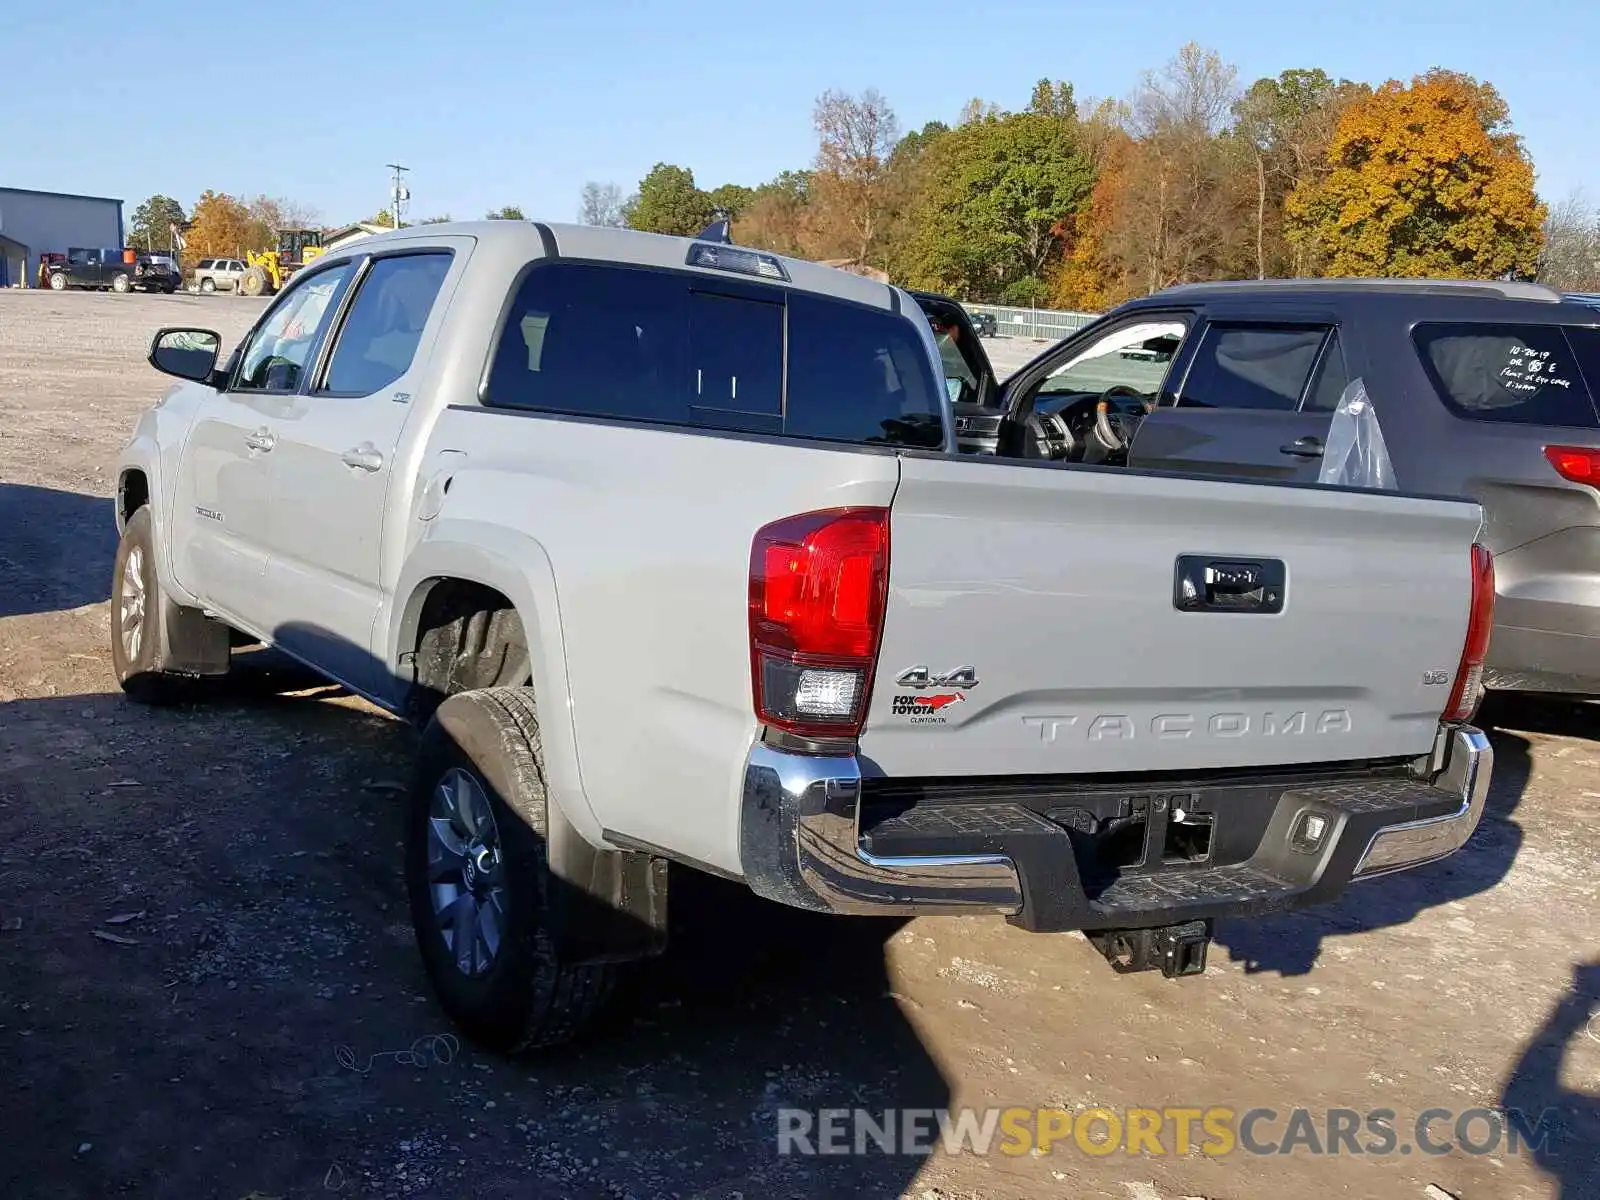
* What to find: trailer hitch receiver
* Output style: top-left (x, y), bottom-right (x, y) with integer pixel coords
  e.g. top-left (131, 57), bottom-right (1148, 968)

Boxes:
top-left (1089, 919), bottom-right (1212, 978)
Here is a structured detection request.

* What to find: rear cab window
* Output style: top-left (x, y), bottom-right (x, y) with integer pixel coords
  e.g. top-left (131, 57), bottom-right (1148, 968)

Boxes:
top-left (483, 261), bottom-right (946, 449)
top-left (1413, 322), bottom-right (1600, 428)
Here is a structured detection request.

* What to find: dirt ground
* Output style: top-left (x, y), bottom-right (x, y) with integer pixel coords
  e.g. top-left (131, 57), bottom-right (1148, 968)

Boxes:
top-left (1, 289), bottom-right (1597, 1200)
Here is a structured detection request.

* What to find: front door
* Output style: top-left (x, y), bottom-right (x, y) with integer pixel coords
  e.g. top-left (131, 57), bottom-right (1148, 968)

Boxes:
top-left (1129, 321), bottom-right (1349, 484)
top-left (263, 249), bottom-right (458, 697)
top-left (171, 259), bottom-right (358, 632)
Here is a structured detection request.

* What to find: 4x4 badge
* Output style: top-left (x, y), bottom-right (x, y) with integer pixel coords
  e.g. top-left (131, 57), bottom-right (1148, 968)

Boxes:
top-left (896, 665), bottom-right (979, 690)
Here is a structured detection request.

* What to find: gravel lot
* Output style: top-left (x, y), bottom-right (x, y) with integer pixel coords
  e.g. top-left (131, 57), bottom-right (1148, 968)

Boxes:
top-left (1, 289), bottom-right (1598, 1200)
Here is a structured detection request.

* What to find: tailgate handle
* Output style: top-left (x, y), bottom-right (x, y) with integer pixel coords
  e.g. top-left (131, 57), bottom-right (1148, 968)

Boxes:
top-left (1174, 556), bottom-right (1285, 614)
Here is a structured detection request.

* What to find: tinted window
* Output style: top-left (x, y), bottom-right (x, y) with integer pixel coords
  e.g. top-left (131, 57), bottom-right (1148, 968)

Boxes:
top-left (233, 263), bottom-right (353, 392)
top-left (1413, 323), bottom-right (1600, 428)
top-left (1304, 328), bottom-right (1351, 412)
top-left (487, 262), bottom-right (685, 423)
top-left (197, 259), bottom-right (215, 270)
top-left (485, 263), bottom-right (945, 448)
top-left (321, 253), bottom-right (452, 395)
top-left (1179, 325), bottom-right (1328, 411)
top-left (785, 292), bottom-right (945, 447)
top-left (688, 291), bottom-right (782, 430)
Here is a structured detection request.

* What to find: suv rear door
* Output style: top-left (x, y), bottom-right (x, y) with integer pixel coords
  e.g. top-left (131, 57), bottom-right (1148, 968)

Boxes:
top-left (1127, 307), bottom-right (1348, 483)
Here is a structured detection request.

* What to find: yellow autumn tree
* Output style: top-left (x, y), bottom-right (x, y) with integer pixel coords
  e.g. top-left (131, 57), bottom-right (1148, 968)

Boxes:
top-left (181, 191), bottom-right (258, 260)
top-left (1286, 69), bottom-right (1546, 278)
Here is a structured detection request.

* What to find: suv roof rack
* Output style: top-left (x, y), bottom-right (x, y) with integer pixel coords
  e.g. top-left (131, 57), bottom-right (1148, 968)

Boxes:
top-left (1152, 277), bottom-right (1567, 303)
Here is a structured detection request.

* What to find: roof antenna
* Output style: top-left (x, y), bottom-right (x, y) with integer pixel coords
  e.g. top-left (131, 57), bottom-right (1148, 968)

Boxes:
top-left (696, 211), bottom-right (733, 244)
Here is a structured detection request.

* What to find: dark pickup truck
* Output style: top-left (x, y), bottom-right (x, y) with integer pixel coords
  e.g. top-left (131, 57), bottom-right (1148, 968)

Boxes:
top-left (47, 247), bottom-right (178, 294)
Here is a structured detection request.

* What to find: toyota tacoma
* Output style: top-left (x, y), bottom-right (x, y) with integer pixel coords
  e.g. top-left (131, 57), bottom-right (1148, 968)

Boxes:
top-left (113, 221), bottom-right (1495, 1052)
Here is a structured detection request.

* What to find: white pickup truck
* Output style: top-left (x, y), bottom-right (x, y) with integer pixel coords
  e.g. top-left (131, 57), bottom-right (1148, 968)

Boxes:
top-left (115, 221), bottom-right (1495, 1053)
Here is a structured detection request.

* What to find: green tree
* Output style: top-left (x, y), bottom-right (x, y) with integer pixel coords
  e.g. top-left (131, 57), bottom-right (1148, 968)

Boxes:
top-left (418, 214), bottom-right (454, 224)
top-left (706, 183), bottom-right (755, 220)
top-left (902, 99), bottom-right (1094, 302)
top-left (364, 209), bottom-right (396, 229)
top-left (626, 163), bottom-right (714, 236)
top-left (129, 194), bottom-right (187, 252)
top-left (486, 205), bottom-right (526, 220)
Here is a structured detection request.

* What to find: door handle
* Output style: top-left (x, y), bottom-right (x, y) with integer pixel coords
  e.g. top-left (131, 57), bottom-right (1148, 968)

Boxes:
top-left (243, 428), bottom-right (275, 453)
top-left (341, 444), bottom-right (384, 473)
top-left (1280, 435), bottom-right (1324, 458)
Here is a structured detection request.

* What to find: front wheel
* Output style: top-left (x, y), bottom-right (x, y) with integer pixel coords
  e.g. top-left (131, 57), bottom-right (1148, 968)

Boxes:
top-left (111, 273), bottom-right (130, 293)
top-left (406, 687), bottom-right (618, 1053)
top-left (48, 272), bottom-right (66, 291)
top-left (111, 507), bottom-right (197, 704)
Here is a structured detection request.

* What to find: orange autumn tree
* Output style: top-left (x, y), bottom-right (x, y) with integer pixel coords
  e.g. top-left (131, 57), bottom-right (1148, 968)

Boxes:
top-left (1286, 69), bottom-right (1546, 278)
top-left (1050, 128), bottom-right (1135, 310)
top-left (181, 191), bottom-right (258, 260)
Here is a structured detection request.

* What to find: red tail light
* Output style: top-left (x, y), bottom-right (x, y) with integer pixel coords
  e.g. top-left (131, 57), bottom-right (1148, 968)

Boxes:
top-left (1543, 445), bottom-right (1600, 485)
top-left (749, 508), bottom-right (889, 738)
top-left (1443, 543), bottom-right (1495, 722)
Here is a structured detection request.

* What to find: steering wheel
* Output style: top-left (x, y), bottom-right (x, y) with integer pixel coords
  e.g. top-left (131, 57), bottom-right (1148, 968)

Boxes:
top-left (1020, 409), bottom-right (1079, 462)
top-left (1084, 385), bottom-right (1153, 465)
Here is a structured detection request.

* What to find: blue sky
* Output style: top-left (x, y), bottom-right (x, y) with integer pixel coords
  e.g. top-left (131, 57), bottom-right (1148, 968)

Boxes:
top-left (4, 0), bottom-right (1595, 227)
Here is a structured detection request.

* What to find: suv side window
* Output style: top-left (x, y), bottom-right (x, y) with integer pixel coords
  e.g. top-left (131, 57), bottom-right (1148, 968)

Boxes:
top-left (1178, 324), bottom-right (1329, 411)
top-left (197, 259), bottom-right (215, 271)
top-left (1304, 328), bottom-right (1351, 412)
top-left (1413, 322), bottom-right (1600, 428)
top-left (319, 252), bottom-right (452, 396)
top-left (232, 262), bottom-right (354, 393)
top-left (1028, 317), bottom-right (1189, 415)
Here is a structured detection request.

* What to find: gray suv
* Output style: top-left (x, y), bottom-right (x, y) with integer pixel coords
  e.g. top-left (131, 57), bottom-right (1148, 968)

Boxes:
top-left (939, 278), bottom-right (1600, 699)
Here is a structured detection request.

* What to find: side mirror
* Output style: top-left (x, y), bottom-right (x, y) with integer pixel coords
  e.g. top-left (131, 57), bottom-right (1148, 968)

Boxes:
top-left (149, 327), bottom-right (221, 384)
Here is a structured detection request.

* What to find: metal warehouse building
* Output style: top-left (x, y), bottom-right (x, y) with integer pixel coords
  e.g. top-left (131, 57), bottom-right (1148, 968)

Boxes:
top-left (0, 187), bottom-right (125, 288)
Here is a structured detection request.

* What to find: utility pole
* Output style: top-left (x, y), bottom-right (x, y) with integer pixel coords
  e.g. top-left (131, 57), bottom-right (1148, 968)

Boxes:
top-left (386, 162), bottom-right (411, 229)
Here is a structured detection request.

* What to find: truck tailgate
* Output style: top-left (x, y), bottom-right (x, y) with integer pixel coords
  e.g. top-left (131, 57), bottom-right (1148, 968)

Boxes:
top-left (860, 456), bottom-right (1483, 777)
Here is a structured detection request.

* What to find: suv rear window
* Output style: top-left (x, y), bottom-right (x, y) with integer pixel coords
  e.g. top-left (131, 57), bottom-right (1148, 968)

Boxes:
top-left (484, 261), bottom-right (945, 448)
top-left (1413, 322), bottom-right (1600, 428)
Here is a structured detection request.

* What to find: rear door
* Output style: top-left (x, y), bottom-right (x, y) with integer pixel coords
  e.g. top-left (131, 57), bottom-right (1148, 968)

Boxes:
top-left (862, 453), bottom-right (1483, 778)
top-left (1128, 315), bottom-right (1347, 483)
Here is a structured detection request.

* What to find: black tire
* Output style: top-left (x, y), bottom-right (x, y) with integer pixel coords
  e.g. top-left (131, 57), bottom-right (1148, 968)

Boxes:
top-left (111, 273), bottom-right (130, 293)
top-left (200, 277), bottom-right (215, 293)
top-left (110, 507), bottom-right (195, 705)
top-left (406, 687), bottom-right (616, 1053)
top-left (48, 272), bottom-right (66, 291)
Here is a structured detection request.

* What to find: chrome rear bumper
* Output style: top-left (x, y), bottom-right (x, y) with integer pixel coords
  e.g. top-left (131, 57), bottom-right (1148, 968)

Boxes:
top-left (738, 726), bottom-right (1492, 928)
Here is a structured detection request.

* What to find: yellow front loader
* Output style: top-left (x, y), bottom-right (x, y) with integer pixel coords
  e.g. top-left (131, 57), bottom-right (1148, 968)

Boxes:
top-left (240, 229), bottom-right (325, 297)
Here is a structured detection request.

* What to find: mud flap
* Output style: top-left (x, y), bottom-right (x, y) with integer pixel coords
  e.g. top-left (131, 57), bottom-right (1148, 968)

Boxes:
top-left (546, 800), bottom-right (669, 965)
top-left (156, 595), bottom-right (231, 677)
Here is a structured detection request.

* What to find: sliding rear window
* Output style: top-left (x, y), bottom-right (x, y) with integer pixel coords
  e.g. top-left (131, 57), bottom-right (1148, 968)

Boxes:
top-left (1412, 322), bottom-right (1600, 428)
top-left (483, 261), bottom-right (945, 448)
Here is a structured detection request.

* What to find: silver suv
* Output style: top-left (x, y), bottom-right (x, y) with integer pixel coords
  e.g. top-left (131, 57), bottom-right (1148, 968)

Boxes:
top-left (191, 258), bottom-right (249, 293)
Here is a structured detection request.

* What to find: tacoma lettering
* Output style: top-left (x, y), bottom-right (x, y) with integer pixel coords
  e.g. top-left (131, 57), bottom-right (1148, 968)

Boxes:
top-left (1024, 710), bottom-right (1352, 743)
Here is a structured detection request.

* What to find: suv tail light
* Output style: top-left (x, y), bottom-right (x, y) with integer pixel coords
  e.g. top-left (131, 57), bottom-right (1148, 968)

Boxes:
top-left (1443, 543), bottom-right (1495, 722)
top-left (1543, 445), bottom-right (1600, 485)
top-left (749, 508), bottom-right (889, 738)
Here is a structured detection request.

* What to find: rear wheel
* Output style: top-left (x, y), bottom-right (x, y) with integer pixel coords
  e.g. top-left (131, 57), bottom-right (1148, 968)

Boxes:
top-left (111, 273), bottom-right (130, 293)
top-left (200, 277), bottom-right (216, 293)
top-left (240, 267), bottom-right (268, 297)
top-left (406, 687), bottom-right (618, 1053)
top-left (48, 272), bottom-right (66, 291)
